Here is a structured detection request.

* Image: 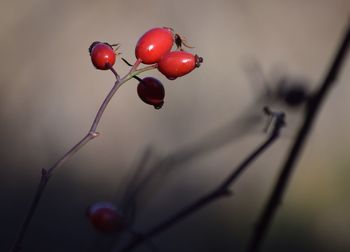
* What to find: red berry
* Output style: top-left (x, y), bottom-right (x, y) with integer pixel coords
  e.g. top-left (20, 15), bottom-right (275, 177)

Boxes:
top-left (135, 27), bottom-right (174, 64)
top-left (137, 77), bottom-right (165, 109)
top-left (86, 202), bottom-right (125, 233)
top-left (157, 51), bottom-right (203, 79)
top-left (89, 42), bottom-right (116, 70)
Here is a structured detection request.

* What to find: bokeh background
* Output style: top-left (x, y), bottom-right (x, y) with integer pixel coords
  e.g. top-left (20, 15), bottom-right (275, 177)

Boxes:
top-left (1, 0), bottom-right (350, 251)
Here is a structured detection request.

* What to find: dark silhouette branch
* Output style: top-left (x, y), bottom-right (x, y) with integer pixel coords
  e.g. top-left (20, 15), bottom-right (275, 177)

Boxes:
top-left (246, 20), bottom-right (350, 252)
top-left (117, 109), bottom-right (285, 252)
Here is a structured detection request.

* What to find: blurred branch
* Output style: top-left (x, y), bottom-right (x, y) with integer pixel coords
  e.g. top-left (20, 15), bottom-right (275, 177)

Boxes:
top-left (125, 108), bottom-right (264, 209)
top-left (117, 109), bottom-right (285, 252)
top-left (246, 20), bottom-right (350, 252)
top-left (120, 146), bottom-right (154, 222)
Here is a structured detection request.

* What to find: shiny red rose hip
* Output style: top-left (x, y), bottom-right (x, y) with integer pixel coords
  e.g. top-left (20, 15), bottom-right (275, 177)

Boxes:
top-left (157, 51), bottom-right (203, 79)
top-left (89, 42), bottom-right (116, 70)
top-left (135, 27), bottom-right (174, 64)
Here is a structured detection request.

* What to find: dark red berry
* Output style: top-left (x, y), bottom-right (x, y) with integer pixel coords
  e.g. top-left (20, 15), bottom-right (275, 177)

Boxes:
top-left (89, 42), bottom-right (116, 70)
top-left (86, 202), bottom-right (125, 233)
top-left (137, 77), bottom-right (165, 109)
top-left (135, 27), bottom-right (174, 64)
top-left (157, 51), bottom-right (203, 79)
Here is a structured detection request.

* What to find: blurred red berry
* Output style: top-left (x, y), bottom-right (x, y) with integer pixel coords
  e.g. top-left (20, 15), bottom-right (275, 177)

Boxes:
top-left (86, 202), bottom-right (125, 233)
top-left (89, 42), bottom-right (116, 70)
top-left (137, 77), bottom-right (165, 109)
top-left (135, 27), bottom-right (174, 64)
top-left (157, 51), bottom-right (203, 79)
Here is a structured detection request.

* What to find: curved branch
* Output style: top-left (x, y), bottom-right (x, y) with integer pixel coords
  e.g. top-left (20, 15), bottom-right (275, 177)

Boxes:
top-left (246, 20), bottom-right (350, 252)
top-left (117, 110), bottom-right (285, 252)
top-left (11, 61), bottom-right (157, 252)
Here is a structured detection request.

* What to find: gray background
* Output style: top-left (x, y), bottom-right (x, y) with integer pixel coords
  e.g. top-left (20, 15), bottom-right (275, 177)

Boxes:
top-left (1, 0), bottom-right (350, 251)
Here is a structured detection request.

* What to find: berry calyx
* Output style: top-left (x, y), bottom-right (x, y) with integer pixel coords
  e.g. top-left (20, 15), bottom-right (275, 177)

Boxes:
top-left (135, 27), bottom-right (174, 64)
top-left (86, 202), bottom-right (125, 233)
top-left (174, 33), bottom-right (195, 50)
top-left (89, 42), bottom-right (116, 70)
top-left (157, 51), bottom-right (203, 79)
top-left (137, 77), bottom-right (165, 109)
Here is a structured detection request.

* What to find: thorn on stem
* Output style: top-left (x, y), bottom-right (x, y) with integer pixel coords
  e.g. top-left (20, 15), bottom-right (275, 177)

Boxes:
top-left (90, 131), bottom-right (100, 138)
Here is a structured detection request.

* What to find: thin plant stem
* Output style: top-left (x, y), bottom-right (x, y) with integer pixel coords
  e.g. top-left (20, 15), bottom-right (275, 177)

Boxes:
top-left (246, 20), bottom-right (350, 252)
top-left (117, 110), bottom-right (285, 252)
top-left (11, 60), bottom-right (157, 252)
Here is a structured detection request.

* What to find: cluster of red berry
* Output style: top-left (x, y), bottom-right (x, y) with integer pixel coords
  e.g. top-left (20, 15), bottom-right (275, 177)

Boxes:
top-left (89, 27), bottom-right (203, 109)
top-left (86, 27), bottom-right (202, 233)
top-left (135, 27), bottom-right (203, 79)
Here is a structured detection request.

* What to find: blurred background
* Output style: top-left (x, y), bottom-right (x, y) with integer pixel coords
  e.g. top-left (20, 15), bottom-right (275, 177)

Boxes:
top-left (1, 0), bottom-right (350, 251)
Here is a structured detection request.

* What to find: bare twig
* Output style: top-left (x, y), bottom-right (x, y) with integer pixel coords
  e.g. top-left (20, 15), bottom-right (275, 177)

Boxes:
top-left (11, 61), bottom-right (157, 252)
top-left (117, 109), bottom-right (285, 252)
top-left (246, 20), bottom-right (350, 252)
